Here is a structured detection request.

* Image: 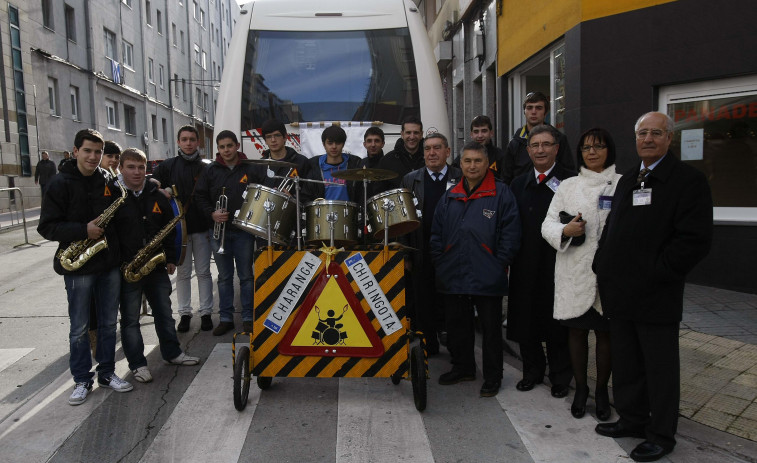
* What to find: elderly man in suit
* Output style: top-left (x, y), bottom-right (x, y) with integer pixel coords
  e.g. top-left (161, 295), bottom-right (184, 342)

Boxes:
top-left (401, 133), bottom-right (461, 354)
top-left (593, 112), bottom-right (712, 462)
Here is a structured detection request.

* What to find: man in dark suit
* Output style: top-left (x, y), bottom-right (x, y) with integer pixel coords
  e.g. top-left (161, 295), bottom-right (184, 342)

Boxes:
top-left (507, 124), bottom-right (576, 398)
top-left (593, 112), bottom-right (712, 462)
top-left (400, 133), bottom-right (461, 354)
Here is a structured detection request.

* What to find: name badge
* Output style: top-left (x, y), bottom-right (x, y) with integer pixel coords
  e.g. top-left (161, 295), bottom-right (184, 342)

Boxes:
top-left (633, 188), bottom-right (652, 206)
top-left (598, 195), bottom-right (613, 210)
top-left (545, 177), bottom-right (561, 193)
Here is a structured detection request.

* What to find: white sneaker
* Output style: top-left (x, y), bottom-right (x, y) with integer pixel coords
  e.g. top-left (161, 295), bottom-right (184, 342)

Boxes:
top-left (164, 352), bottom-right (200, 366)
top-left (132, 366), bottom-right (153, 383)
top-left (98, 373), bottom-right (134, 392)
top-left (68, 381), bottom-right (93, 405)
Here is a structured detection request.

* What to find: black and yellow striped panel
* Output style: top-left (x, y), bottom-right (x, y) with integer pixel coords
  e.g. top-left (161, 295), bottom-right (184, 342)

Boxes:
top-left (251, 249), bottom-right (409, 379)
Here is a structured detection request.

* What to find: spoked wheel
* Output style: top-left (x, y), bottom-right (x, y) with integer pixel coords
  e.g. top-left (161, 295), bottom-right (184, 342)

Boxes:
top-left (410, 345), bottom-right (427, 411)
top-left (233, 346), bottom-right (251, 411)
top-left (256, 376), bottom-right (272, 390)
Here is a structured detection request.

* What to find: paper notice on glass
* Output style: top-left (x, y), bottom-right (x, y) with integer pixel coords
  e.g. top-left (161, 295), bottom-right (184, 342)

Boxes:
top-left (681, 129), bottom-right (704, 161)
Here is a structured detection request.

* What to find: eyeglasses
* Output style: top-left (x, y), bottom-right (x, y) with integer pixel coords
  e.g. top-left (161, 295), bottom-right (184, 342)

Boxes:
top-left (264, 133), bottom-right (283, 141)
top-left (580, 144), bottom-right (607, 152)
top-left (635, 129), bottom-right (667, 140)
top-left (527, 141), bottom-right (556, 150)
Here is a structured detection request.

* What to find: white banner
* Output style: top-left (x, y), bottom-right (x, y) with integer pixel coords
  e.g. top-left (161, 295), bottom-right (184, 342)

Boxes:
top-left (344, 253), bottom-right (402, 336)
top-left (264, 252), bottom-right (322, 334)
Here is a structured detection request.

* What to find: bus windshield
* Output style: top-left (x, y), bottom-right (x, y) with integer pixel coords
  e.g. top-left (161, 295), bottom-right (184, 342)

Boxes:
top-left (240, 28), bottom-right (420, 129)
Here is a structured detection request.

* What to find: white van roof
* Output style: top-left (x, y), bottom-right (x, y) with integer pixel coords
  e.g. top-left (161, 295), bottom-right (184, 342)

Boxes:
top-left (245, 0), bottom-right (410, 31)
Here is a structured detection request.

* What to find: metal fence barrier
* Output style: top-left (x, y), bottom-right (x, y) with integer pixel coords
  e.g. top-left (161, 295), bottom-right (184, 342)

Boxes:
top-left (0, 187), bottom-right (39, 248)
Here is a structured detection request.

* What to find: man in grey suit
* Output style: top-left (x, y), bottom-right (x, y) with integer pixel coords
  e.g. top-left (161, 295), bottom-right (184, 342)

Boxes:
top-left (401, 133), bottom-right (461, 354)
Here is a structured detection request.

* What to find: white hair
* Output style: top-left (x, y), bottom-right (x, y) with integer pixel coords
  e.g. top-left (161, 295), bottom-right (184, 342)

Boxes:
top-left (634, 111), bottom-right (674, 132)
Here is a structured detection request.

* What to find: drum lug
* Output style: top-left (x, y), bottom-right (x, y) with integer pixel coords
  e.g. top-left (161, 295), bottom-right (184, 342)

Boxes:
top-left (401, 207), bottom-right (408, 217)
top-left (254, 188), bottom-right (261, 200)
top-left (234, 209), bottom-right (241, 218)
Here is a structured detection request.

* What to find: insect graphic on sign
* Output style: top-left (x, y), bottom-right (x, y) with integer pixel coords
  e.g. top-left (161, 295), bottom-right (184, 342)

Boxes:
top-left (312, 305), bottom-right (349, 346)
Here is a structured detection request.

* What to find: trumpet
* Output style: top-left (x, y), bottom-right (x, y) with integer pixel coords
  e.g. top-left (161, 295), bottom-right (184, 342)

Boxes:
top-left (213, 187), bottom-right (227, 254)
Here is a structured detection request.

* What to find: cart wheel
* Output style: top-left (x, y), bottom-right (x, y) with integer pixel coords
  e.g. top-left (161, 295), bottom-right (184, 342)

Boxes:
top-left (410, 345), bottom-right (427, 411)
top-left (390, 373), bottom-right (401, 385)
top-left (257, 376), bottom-right (272, 390)
top-left (233, 346), bottom-right (251, 411)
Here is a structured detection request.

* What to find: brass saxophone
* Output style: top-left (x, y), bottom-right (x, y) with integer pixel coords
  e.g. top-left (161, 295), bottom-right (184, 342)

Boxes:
top-left (122, 194), bottom-right (185, 283)
top-left (57, 171), bottom-right (127, 271)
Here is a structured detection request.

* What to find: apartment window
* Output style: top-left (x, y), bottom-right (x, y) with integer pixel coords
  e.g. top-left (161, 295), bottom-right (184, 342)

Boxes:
top-left (162, 118), bottom-right (167, 142)
top-left (172, 23), bottom-right (177, 46)
top-left (122, 0), bottom-right (133, 7)
top-left (212, 60), bottom-right (216, 79)
top-left (182, 80), bottom-right (187, 101)
top-left (180, 31), bottom-right (185, 53)
top-left (124, 104), bottom-right (136, 135)
top-left (70, 86), bottom-right (80, 121)
top-left (148, 58), bottom-right (154, 82)
top-left (104, 29), bottom-right (117, 60)
top-left (200, 9), bottom-right (206, 28)
top-left (158, 64), bottom-right (164, 88)
top-left (122, 40), bottom-right (134, 69)
top-left (64, 4), bottom-right (76, 42)
top-left (193, 1), bottom-right (198, 20)
top-left (42, 0), bottom-right (54, 30)
top-left (105, 99), bottom-right (118, 129)
top-left (151, 115), bottom-right (158, 140)
top-left (204, 92), bottom-right (209, 111)
top-left (48, 77), bottom-right (59, 116)
top-left (194, 44), bottom-right (200, 64)
top-left (211, 23), bottom-right (214, 43)
top-left (157, 10), bottom-right (163, 34)
top-left (202, 51), bottom-right (207, 70)
top-left (196, 87), bottom-right (202, 107)
top-left (174, 73), bottom-right (179, 97)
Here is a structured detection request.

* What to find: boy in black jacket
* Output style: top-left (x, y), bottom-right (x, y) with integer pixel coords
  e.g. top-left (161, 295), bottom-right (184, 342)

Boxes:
top-left (38, 129), bottom-right (133, 405)
top-left (114, 149), bottom-right (200, 384)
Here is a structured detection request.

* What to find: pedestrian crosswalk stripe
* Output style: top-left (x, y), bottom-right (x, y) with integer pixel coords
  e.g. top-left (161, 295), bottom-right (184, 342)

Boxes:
top-left (336, 377), bottom-right (433, 463)
top-left (140, 343), bottom-right (260, 463)
top-left (0, 347), bottom-right (34, 373)
top-left (0, 344), bottom-right (150, 462)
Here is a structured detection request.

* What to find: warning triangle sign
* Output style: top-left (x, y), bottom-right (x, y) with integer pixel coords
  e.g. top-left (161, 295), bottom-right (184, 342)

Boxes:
top-left (278, 262), bottom-right (384, 357)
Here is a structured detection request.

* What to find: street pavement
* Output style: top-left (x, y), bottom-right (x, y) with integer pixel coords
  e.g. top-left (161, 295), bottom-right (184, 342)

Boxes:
top-left (0, 219), bottom-right (756, 462)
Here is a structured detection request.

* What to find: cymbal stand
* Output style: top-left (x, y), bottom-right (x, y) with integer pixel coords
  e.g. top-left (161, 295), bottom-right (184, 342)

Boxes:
top-left (294, 176), bottom-right (302, 250)
top-left (264, 199), bottom-right (275, 265)
top-left (362, 177), bottom-right (369, 245)
top-left (327, 212), bottom-right (338, 249)
top-left (381, 198), bottom-right (394, 262)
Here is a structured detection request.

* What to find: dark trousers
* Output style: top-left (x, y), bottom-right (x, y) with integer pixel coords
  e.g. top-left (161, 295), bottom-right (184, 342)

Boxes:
top-left (611, 318), bottom-right (679, 450)
top-left (518, 328), bottom-right (572, 386)
top-left (445, 295), bottom-right (503, 381)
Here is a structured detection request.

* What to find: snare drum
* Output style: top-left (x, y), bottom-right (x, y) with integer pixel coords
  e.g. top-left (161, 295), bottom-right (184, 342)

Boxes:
top-left (232, 184), bottom-right (296, 245)
top-left (304, 199), bottom-right (359, 246)
top-left (367, 188), bottom-right (420, 239)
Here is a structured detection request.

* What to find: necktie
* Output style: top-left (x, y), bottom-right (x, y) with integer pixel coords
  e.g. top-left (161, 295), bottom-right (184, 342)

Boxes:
top-left (537, 173), bottom-right (546, 183)
top-left (637, 168), bottom-right (650, 186)
top-left (433, 172), bottom-right (442, 182)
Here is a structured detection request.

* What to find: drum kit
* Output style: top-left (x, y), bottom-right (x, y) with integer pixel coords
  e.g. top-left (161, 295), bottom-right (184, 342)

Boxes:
top-left (228, 158), bottom-right (420, 249)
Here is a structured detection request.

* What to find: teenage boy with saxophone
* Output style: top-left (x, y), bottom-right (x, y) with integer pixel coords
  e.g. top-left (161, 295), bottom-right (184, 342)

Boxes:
top-left (38, 129), bottom-right (133, 405)
top-left (195, 130), bottom-right (266, 336)
top-left (113, 149), bottom-right (200, 384)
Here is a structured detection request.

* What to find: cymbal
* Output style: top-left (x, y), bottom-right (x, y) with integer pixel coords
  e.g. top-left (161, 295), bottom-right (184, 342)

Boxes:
top-left (332, 168), bottom-right (398, 181)
top-left (241, 158), bottom-right (298, 169)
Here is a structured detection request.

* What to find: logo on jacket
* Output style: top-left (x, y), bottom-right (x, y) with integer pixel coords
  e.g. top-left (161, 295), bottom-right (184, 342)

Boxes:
top-left (152, 202), bottom-right (162, 214)
top-left (489, 161), bottom-right (498, 171)
top-left (483, 209), bottom-right (495, 219)
top-left (103, 185), bottom-right (112, 197)
top-left (240, 174), bottom-right (248, 183)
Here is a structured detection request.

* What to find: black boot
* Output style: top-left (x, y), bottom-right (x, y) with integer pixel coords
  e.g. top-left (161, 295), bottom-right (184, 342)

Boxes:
top-left (571, 385), bottom-right (589, 418)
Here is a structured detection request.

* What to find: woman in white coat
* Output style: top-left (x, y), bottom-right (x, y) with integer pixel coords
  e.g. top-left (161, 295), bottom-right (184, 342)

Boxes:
top-left (541, 128), bottom-right (622, 421)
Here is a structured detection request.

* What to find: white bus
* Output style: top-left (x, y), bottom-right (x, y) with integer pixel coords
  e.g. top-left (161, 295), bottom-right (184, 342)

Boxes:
top-left (214, 0), bottom-right (449, 158)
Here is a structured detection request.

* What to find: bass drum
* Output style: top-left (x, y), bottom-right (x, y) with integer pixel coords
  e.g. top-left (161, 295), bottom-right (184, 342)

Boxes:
top-left (168, 196), bottom-right (188, 265)
top-left (304, 199), bottom-right (359, 246)
top-left (232, 184), bottom-right (296, 245)
top-left (367, 188), bottom-right (419, 239)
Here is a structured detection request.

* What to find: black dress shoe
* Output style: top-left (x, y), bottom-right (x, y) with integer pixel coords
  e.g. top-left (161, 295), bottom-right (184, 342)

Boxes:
top-left (595, 420), bottom-right (646, 439)
top-left (438, 370), bottom-right (476, 385)
top-left (595, 387), bottom-right (611, 421)
top-left (200, 315), bottom-right (213, 331)
top-left (177, 315), bottom-right (191, 332)
top-left (551, 384), bottom-right (570, 398)
top-left (515, 378), bottom-right (542, 391)
top-left (630, 441), bottom-right (672, 462)
top-left (571, 385), bottom-right (589, 418)
top-left (480, 380), bottom-right (501, 397)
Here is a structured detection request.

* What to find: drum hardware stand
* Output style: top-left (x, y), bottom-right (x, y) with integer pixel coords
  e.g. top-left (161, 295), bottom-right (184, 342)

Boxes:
top-left (294, 176), bottom-right (302, 251)
top-left (381, 198), bottom-right (395, 262)
top-left (362, 177), bottom-right (369, 245)
top-left (264, 199), bottom-right (275, 265)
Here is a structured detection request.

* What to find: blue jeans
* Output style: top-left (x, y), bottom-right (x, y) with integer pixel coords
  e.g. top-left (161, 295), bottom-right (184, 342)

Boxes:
top-left (64, 267), bottom-right (121, 384)
top-left (176, 231), bottom-right (214, 317)
top-left (212, 227), bottom-right (254, 322)
top-left (120, 270), bottom-right (182, 370)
